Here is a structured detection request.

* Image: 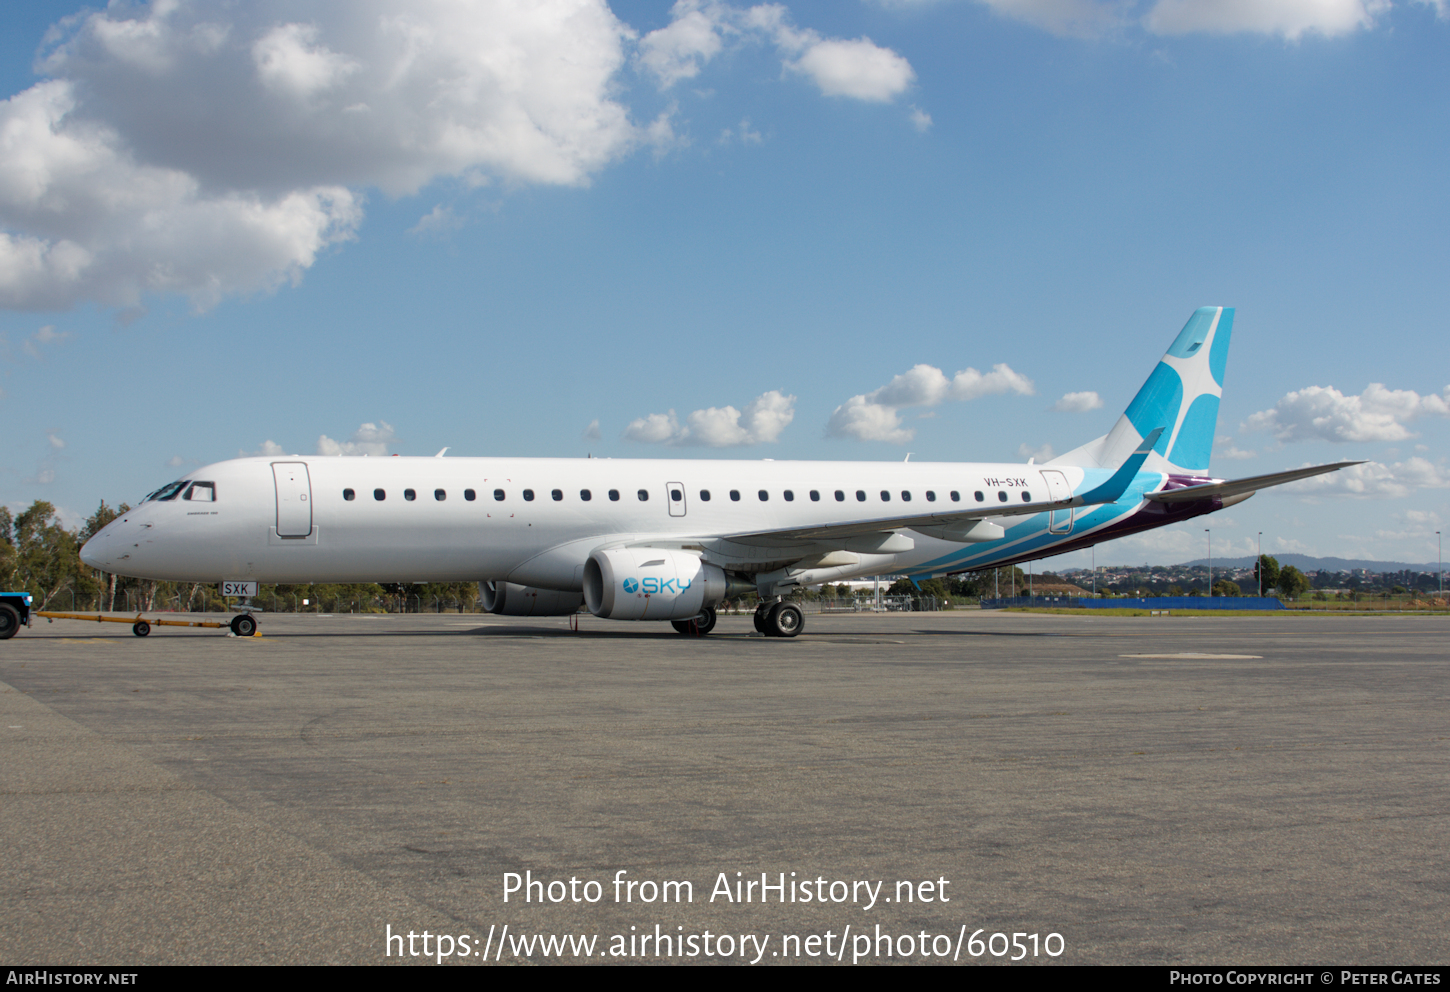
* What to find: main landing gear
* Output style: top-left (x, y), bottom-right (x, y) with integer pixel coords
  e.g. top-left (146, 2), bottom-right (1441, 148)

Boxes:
top-left (753, 600), bottom-right (804, 638)
top-left (671, 607), bottom-right (717, 636)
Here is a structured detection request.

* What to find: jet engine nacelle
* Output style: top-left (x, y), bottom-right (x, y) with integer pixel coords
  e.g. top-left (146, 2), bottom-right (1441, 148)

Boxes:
top-left (583, 548), bottom-right (731, 621)
top-left (480, 581), bottom-right (584, 616)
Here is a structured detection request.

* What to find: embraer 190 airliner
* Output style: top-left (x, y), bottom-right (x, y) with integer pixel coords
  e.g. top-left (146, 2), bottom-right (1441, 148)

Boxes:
top-left (80, 308), bottom-right (1353, 637)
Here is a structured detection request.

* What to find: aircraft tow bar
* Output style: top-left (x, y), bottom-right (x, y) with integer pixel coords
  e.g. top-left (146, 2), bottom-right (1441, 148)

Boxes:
top-left (30, 610), bottom-right (259, 638)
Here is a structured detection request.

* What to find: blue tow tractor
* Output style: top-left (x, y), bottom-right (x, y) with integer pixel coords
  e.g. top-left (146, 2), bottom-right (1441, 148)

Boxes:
top-left (0, 591), bottom-right (258, 639)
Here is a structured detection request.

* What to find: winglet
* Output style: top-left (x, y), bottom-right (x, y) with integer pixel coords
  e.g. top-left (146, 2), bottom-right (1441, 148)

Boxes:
top-left (1077, 427), bottom-right (1164, 505)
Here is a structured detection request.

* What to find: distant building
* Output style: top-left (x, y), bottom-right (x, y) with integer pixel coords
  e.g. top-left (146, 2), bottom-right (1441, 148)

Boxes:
top-left (1031, 583), bottom-right (1090, 597)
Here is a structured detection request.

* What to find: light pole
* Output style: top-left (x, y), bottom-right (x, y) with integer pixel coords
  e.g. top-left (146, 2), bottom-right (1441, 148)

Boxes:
top-left (1438, 531), bottom-right (1443, 599)
top-left (1257, 531), bottom-right (1263, 597)
top-left (1205, 529), bottom-right (1212, 597)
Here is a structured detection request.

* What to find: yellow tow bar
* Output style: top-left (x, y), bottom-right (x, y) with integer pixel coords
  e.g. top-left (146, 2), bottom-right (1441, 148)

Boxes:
top-left (34, 611), bottom-right (258, 637)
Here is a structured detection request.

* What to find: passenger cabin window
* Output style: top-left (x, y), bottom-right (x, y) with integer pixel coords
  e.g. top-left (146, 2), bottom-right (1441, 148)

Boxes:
top-left (343, 488), bottom-right (355, 501)
top-left (609, 489), bottom-right (620, 501)
top-left (901, 491), bottom-right (912, 502)
top-left (1021, 491), bottom-right (1032, 502)
top-left (880, 491), bottom-right (891, 502)
top-left (730, 490), bottom-right (741, 501)
top-left (700, 490), bottom-right (712, 501)
top-left (998, 491), bottom-right (1008, 502)
top-left (374, 489), bottom-right (386, 501)
top-left (404, 489), bottom-right (416, 501)
top-left (670, 488), bottom-right (683, 502)
top-left (465, 489), bottom-right (476, 501)
top-left (783, 490), bottom-right (794, 501)
top-left (926, 491), bottom-right (936, 502)
top-left (581, 489), bottom-right (592, 501)
top-left (524, 490), bottom-right (535, 501)
top-left (552, 489), bottom-right (563, 501)
top-left (810, 491), bottom-right (821, 502)
top-left (184, 482), bottom-right (216, 502)
top-left (637, 489), bottom-right (649, 501)
top-left (494, 489), bottom-right (506, 501)
top-left (974, 491), bottom-right (984, 502)
top-left (435, 489), bottom-right (446, 501)
top-left (835, 491), bottom-right (845, 502)
top-left (758, 490), bottom-right (769, 501)
top-left (856, 491), bottom-right (867, 501)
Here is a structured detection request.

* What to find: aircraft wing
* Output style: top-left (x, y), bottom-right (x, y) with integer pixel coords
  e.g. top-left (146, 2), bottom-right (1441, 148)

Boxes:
top-left (713, 428), bottom-right (1166, 549)
top-left (1143, 461), bottom-right (1364, 503)
top-left (710, 500), bottom-right (1066, 548)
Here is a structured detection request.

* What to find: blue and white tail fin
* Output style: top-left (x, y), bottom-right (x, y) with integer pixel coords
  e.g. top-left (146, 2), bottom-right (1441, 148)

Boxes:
top-left (1050, 306), bottom-right (1233, 475)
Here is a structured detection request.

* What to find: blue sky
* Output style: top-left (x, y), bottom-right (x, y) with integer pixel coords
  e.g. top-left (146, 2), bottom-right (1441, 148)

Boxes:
top-left (1, 0), bottom-right (1447, 568)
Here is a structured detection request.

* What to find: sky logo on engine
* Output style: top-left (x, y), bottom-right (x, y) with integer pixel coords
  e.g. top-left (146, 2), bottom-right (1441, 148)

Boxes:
top-left (622, 577), bottom-right (691, 595)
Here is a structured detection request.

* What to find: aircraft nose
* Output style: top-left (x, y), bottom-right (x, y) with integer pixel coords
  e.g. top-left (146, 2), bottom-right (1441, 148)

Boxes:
top-left (80, 520), bottom-right (123, 570)
top-left (79, 533), bottom-right (107, 569)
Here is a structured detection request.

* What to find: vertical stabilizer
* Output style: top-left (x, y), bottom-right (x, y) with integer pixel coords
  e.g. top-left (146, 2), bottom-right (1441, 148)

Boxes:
top-left (1049, 307), bottom-right (1233, 474)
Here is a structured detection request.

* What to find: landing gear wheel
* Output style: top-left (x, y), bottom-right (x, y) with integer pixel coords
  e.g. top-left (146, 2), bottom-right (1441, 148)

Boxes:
top-left (766, 603), bottom-right (804, 638)
top-left (694, 607), bottom-right (717, 635)
top-left (132, 620), bottom-right (150, 637)
top-left (0, 604), bottom-right (20, 640)
top-left (231, 614), bottom-right (257, 637)
top-left (753, 604), bottom-right (769, 634)
top-left (671, 607), bottom-right (718, 636)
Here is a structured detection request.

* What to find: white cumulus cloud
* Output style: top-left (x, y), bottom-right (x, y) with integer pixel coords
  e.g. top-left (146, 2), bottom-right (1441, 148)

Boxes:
top-left (241, 440), bottom-right (289, 457)
top-left (1051, 390), bottom-right (1103, 413)
top-left (318, 421), bottom-right (398, 456)
top-left (784, 37), bottom-right (916, 102)
top-left (22, 324), bottom-right (73, 358)
top-left (640, 1), bottom-right (916, 103)
top-left (1285, 457), bottom-right (1450, 499)
top-left (1243, 383), bottom-right (1450, 443)
top-left (1144, 0), bottom-right (1388, 38)
top-left (623, 390), bottom-right (796, 446)
top-left (972, 0), bottom-right (1388, 39)
top-left (2, 1), bottom-right (638, 311)
top-left (827, 363), bottom-right (1034, 443)
top-left (2, 1), bottom-right (921, 313)
top-left (973, 0), bottom-right (1137, 38)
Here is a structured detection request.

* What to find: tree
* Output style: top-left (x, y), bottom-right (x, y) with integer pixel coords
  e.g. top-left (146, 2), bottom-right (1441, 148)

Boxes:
top-left (1254, 555), bottom-right (1280, 596)
top-left (0, 506), bottom-right (15, 590)
top-left (1212, 579), bottom-right (1240, 597)
top-left (1277, 565), bottom-right (1309, 600)
top-left (11, 502), bottom-right (81, 610)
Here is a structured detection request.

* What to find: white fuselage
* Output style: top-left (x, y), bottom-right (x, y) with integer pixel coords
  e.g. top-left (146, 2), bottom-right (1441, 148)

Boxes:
top-left (79, 454), bottom-right (1121, 589)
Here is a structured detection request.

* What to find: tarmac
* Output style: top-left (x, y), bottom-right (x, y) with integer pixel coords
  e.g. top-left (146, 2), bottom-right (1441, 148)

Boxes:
top-left (1, 610), bottom-right (1446, 966)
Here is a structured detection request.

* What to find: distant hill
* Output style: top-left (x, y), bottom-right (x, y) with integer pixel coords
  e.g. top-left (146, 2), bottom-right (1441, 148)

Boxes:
top-left (1176, 554), bottom-right (1444, 574)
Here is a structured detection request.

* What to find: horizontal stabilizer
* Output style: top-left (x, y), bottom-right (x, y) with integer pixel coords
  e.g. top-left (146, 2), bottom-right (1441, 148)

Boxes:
top-left (1145, 461), bottom-right (1364, 503)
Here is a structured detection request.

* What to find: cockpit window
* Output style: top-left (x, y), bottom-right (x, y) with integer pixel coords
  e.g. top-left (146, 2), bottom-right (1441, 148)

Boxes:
top-left (144, 481), bottom-right (189, 502)
top-left (184, 482), bottom-right (216, 502)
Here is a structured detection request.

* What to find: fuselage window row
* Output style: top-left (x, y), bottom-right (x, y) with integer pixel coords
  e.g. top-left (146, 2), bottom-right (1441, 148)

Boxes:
top-left (343, 484), bottom-right (1001, 507)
